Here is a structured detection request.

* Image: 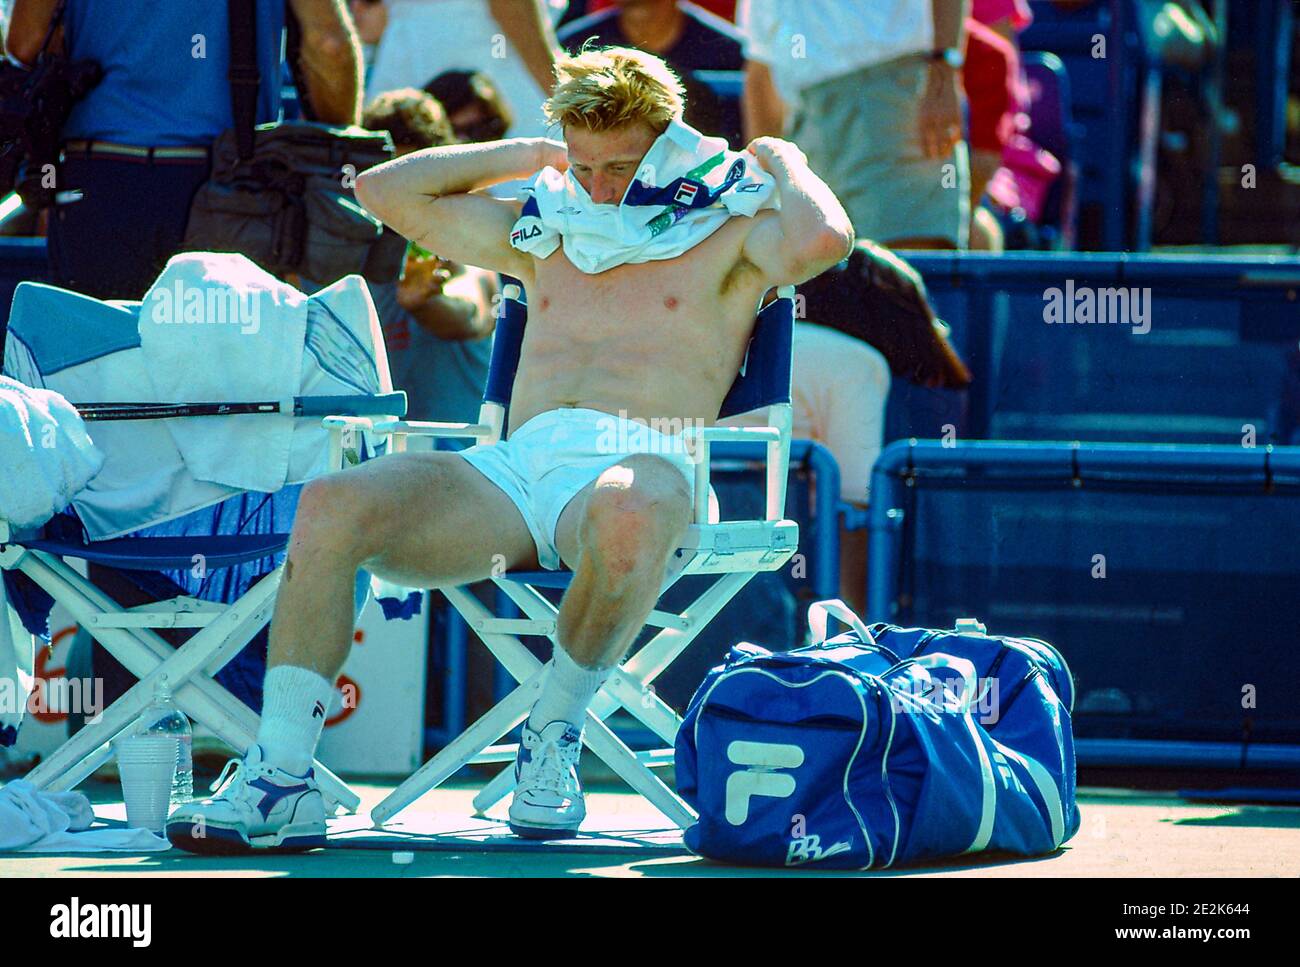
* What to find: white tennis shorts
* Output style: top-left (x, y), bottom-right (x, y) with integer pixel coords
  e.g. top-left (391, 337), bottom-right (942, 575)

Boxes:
top-left (456, 407), bottom-right (701, 570)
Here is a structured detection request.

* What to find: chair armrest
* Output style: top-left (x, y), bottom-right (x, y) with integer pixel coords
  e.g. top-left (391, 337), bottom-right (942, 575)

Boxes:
top-left (370, 419), bottom-right (494, 440)
top-left (684, 426), bottom-right (783, 443)
top-left (681, 416), bottom-right (792, 524)
top-left (321, 415), bottom-right (375, 470)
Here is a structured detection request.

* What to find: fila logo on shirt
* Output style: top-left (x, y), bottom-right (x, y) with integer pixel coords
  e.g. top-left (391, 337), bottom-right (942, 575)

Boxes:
top-left (673, 181), bottom-right (700, 206)
top-left (724, 740), bottom-right (803, 825)
top-left (510, 218), bottom-right (544, 247)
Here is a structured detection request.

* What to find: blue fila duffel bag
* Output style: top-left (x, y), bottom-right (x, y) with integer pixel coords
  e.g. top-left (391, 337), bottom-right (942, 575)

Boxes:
top-left (674, 601), bottom-right (1081, 869)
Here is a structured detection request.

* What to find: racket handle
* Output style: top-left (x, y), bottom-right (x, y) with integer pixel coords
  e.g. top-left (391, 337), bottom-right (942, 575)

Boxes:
top-left (295, 392), bottom-right (408, 417)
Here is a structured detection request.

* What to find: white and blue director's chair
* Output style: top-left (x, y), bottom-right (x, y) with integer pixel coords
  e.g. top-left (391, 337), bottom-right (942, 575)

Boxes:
top-left (368, 284), bottom-right (799, 829)
top-left (0, 282), bottom-right (406, 815)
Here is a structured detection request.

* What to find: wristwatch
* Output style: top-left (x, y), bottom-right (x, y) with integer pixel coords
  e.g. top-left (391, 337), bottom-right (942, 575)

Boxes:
top-left (927, 47), bottom-right (965, 69)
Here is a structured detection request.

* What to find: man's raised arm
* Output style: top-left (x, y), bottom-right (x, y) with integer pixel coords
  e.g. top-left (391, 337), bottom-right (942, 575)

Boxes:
top-left (353, 137), bottom-right (567, 277)
top-left (741, 138), bottom-right (855, 286)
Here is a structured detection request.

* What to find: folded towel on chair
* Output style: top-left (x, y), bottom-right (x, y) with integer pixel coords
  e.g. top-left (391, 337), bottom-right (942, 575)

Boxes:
top-left (0, 374), bottom-right (97, 742)
top-left (509, 119), bottom-right (777, 274)
top-left (0, 376), bottom-right (104, 531)
top-left (3, 255), bottom-right (394, 539)
top-left (138, 253), bottom-right (308, 493)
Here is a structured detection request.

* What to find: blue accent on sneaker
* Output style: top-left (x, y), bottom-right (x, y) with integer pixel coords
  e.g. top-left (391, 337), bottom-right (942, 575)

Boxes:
top-left (248, 776), bottom-right (311, 820)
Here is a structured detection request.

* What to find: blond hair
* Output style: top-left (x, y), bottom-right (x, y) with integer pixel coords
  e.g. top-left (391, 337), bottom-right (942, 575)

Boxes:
top-left (543, 44), bottom-right (685, 134)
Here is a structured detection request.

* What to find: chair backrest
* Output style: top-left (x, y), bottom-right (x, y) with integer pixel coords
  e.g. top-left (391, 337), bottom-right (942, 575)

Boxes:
top-left (481, 284), bottom-right (796, 424)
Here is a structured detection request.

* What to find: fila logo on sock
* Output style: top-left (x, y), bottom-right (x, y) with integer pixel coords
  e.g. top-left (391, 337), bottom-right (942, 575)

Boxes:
top-left (724, 740), bottom-right (803, 825)
top-left (312, 701), bottom-right (326, 719)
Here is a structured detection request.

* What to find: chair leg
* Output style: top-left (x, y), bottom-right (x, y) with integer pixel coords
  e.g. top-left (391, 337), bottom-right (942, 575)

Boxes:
top-left (580, 712), bottom-right (696, 829)
top-left (446, 572), bottom-right (748, 828)
top-left (20, 559), bottom-right (277, 787)
top-left (470, 672), bottom-right (686, 816)
top-left (17, 554), bottom-right (362, 813)
top-left (470, 761), bottom-right (517, 815)
top-left (472, 698), bottom-right (696, 828)
top-left (468, 575), bottom-right (737, 817)
top-left (370, 673), bottom-right (542, 826)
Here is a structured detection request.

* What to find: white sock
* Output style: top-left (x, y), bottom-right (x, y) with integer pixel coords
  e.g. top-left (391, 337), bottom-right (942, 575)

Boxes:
top-left (528, 645), bottom-right (612, 732)
top-left (256, 665), bottom-right (336, 775)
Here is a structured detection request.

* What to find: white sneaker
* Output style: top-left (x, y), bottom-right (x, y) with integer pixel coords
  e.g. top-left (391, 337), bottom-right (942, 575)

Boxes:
top-left (166, 744), bottom-right (326, 854)
top-left (508, 721), bottom-right (586, 839)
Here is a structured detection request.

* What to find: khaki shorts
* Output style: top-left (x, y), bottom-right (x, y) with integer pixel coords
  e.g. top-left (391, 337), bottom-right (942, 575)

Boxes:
top-left (790, 55), bottom-right (970, 247)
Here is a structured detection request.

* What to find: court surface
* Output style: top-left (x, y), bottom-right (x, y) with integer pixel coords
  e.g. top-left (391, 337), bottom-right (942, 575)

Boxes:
top-left (4, 776), bottom-right (1297, 878)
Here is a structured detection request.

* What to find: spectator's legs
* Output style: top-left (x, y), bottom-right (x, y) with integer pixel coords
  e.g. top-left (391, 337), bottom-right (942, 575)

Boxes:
top-left (968, 207), bottom-right (1005, 251)
top-left (967, 147), bottom-right (1006, 252)
top-left (790, 325), bottom-right (891, 614)
top-left (839, 520), bottom-right (870, 616)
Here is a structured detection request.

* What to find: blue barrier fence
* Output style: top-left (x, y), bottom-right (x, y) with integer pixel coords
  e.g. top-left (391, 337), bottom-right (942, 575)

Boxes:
top-left (895, 251), bottom-right (1300, 447)
top-left (867, 439), bottom-right (1300, 768)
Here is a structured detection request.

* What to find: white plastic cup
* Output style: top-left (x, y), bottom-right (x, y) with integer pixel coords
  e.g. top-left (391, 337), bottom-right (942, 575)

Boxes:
top-left (115, 733), bottom-right (180, 833)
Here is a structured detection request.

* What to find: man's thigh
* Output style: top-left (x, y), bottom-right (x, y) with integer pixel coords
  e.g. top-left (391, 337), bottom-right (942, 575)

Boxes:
top-left (348, 450), bottom-right (541, 588)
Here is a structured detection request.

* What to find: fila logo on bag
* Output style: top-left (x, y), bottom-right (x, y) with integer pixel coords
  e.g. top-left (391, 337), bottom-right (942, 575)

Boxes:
top-left (992, 749), bottom-right (1027, 795)
top-left (724, 740), bottom-right (802, 824)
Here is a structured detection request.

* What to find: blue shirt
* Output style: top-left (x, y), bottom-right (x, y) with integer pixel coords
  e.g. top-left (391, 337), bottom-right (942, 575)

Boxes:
top-left (62, 0), bottom-right (285, 146)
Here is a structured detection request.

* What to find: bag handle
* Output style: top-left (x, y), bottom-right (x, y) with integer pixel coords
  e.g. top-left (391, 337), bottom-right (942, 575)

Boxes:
top-left (227, 0), bottom-right (260, 162)
top-left (907, 654), bottom-right (981, 713)
top-left (807, 599), bottom-right (874, 647)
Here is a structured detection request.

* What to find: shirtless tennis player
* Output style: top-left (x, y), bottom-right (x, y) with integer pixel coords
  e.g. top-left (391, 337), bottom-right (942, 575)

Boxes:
top-left (168, 46), bottom-right (853, 851)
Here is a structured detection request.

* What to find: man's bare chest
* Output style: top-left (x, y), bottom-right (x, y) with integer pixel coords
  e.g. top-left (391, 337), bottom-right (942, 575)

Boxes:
top-left (525, 221), bottom-right (762, 339)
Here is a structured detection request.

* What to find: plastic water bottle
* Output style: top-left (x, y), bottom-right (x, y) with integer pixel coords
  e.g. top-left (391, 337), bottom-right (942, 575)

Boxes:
top-left (137, 676), bottom-right (193, 805)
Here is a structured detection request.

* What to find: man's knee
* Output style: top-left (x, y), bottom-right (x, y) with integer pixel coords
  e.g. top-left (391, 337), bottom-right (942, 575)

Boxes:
top-left (580, 458), bottom-right (691, 580)
top-left (292, 472), bottom-right (381, 561)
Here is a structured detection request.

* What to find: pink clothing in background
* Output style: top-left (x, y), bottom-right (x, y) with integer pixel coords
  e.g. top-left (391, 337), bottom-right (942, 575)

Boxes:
top-left (971, 0), bottom-right (1034, 31)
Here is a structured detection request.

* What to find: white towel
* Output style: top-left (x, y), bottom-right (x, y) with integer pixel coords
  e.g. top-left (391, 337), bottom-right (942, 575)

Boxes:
top-left (0, 779), bottom-right (170, 852)
top-left (509, 119), bottom-right (778, 274)
top-left (137, 253), bottom-right (308, 493)
top-left (0, 375), bottom-right (104, 530)
top-left (0, 582), bottom-right (36, 745)
top-left (3, 265), bottom-right (393, 540)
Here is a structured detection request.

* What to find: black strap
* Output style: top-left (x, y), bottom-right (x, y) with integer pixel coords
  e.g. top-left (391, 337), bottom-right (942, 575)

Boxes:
top-left (227, 0), bottom-right (261, 162)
